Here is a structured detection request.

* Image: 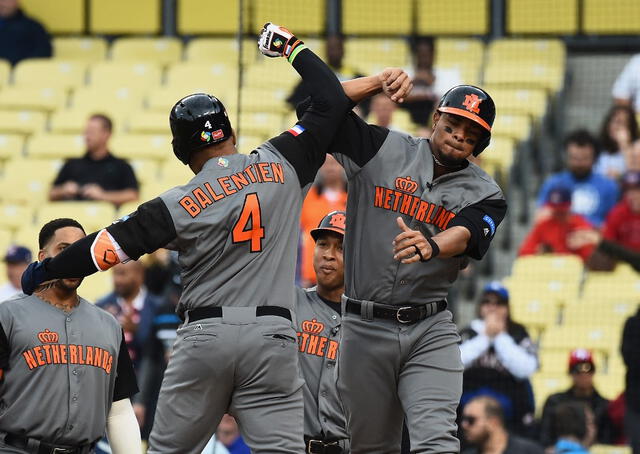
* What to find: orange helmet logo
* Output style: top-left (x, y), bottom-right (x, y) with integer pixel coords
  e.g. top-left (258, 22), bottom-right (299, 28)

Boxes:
top-left (329, 213), bottom-right (346, 230)
top-left (301, 318), bottom-right (324, 334)
top-left (463, 94), bottom-right (482, 114)
top-left (37, 329), bottom-right (59, 344)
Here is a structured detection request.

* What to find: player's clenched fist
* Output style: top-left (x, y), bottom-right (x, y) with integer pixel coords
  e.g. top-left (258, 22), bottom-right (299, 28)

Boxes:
top-left (380, 67), bottom-right (413, 103)
top-left (258, 22), bottom-right (304, 58)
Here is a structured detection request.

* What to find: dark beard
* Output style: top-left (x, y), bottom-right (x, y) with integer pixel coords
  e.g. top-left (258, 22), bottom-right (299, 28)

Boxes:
top-left (570, 169), bottom-right (592, 180)
top-left (55, 278), bottom-right (82, 292)
top-left (433, 150), bottom-right (465, 169)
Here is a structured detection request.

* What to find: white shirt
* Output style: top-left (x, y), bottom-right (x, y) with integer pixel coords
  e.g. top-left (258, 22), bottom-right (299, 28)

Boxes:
top-left (201, 435), bottom-right (230, 454)
top-left (595, 151), bottom-right (627, 179)
top-left (612, 54), bottom-right (640, 112)
top-left (0, 282), bottom-right (21, 303)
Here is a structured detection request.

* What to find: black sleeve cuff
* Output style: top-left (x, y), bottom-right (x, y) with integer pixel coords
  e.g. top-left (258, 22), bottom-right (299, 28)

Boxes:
top-left (448, 198), bottom-right (507, 260)
top-left (113, 331), bottom-right (139, 401)
top-left (107, 198), bottom-right (177, 260)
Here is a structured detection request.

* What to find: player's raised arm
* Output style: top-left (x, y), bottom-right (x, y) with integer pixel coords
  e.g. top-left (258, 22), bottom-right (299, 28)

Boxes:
top-left (259, 23), bottom-right (351, 187)
top-left (21, 197), bottom-right (177, 295)
top-left (341, 67), bottom-right (413, 104)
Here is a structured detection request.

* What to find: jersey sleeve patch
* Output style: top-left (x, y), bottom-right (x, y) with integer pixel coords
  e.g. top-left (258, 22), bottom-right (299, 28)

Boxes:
top-left (90, 230), bottom-right (122, 271)
top-left (482, 214), bottom-right (496, 237)
top-left (287, 124), bottom-right (306, 136)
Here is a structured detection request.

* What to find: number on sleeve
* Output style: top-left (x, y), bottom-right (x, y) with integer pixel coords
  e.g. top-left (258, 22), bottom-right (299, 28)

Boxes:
top-left (232, 193), bottom-right (265, 252)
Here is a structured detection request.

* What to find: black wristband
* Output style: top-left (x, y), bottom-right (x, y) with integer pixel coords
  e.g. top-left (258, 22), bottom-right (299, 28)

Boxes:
top-left (426, 237), bottom-right (440, 260)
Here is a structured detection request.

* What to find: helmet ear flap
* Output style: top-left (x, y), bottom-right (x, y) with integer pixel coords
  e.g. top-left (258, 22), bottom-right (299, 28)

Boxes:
top-left (473, 133), bottom-right (491, 157)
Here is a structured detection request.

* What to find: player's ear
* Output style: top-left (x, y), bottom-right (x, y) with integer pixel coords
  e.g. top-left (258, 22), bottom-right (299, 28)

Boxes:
top-left (432, 111), bottom-right (441, 126)
top-left (37, 249), bottom-right (46, 261)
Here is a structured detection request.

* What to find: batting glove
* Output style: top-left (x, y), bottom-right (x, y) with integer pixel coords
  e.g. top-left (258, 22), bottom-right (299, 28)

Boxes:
top-left (258, 22), bottom-right (303, 58)
top-left (21, 259), bottom-right (51, 295)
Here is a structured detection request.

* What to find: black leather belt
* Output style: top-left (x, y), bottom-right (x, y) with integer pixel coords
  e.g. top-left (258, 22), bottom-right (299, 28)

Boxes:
top-left (304, 437), bottom-right (346, 454)
top-left (187, 305), bottom-right (292, 323)
top-left (346, 298), bottom-right (446, 324)
top-left (3, 432), bottom-right (96, 454)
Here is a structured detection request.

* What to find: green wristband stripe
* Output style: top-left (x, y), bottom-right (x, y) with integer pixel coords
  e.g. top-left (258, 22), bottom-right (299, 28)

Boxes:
top-left (288, 44), bottom-right (307, 64)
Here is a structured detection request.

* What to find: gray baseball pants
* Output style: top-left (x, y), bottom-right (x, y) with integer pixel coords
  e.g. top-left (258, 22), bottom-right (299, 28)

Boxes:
top-left (337, 305), bottom-right (463, 454)
top-left (148, 307), bottom-right (305, 454)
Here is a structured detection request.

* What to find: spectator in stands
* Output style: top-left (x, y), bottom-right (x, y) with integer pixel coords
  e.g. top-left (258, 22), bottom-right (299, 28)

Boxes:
top-left (0, 245), bottom-right (31, 302)
top-left (459, 282), bottom-right (538, 435)
top-left (539, 349), bottom-right (612, 450)
top-left (537, 130), bottom-right (619, 227)
top-left (570, 171), bottom-right (640, 271)
top-left (612, 54), bottom-right (640, 113)
top-left (216, 414), bottom-right (250, 454)
top-left (0, 0), bottom-right (52, 65)
top-left (96, 261), bottom-right (161, 371)
top-left (520, 185), bottom-right (596, 261)
top-left (622, 307), bottom-right (640, 454)
top-left (552, 402), bottom-right (596, 454)
top-left (596, 105), bottom-right (639, 180)
top-left (287, 34), bottom-right (365, 112)
top-left (49, 114), bottom-right (139, 206)
top-left (401, 36), bottom-right (462, 135)
top-left (299, 155), bottom-right (347, 287)
top-left (369, 93), bottom-right (399, 129)
top-left (461, 395), bottom-right (543, 454)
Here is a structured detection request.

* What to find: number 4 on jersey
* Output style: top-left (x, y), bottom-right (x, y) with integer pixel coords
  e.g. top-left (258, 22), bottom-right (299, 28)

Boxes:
top-left (232, 193), bottom-right (265, 252)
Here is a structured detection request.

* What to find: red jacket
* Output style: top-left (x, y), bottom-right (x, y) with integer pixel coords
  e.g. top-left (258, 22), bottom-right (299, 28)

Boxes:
top-left (518, 213), bottom-right (595, 261)
top-left (602, 199), bottom-right (640, 252)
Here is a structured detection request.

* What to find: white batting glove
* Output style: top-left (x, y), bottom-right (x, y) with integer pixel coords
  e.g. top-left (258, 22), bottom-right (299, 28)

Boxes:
top-left (258, 22), bottom-right (302, 58)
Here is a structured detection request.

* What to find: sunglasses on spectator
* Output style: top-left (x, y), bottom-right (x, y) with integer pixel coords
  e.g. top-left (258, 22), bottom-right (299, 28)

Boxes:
top-left (461, 415), bottom-right (477, 426)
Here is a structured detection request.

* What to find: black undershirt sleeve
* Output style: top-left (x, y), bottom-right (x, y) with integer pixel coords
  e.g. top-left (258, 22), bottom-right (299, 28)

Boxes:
top-left (268, 48), bottom-right (351, 187)
top-left (113, 331), bottom-right (139, 401)
top-left (44, 198), bottom-right (177, 280)
top-left (0, 322), bottom-right (9, 370)
top-left (293, 97), bottom-right (390, 170)
top-left (447, 198), bottom-right (507, 260)
top-left (326, 110), bottom-right (390, 168)
top-left (107, 197), bottom-right (177, 260)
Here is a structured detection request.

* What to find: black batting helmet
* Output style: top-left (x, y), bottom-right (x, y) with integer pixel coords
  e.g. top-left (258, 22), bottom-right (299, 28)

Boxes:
top-left (169, 93), bottom-right (232, 165)
top-left (310, 210), bottom-right (346, 241)
top-left (437, 85), bottom-right (495, 156)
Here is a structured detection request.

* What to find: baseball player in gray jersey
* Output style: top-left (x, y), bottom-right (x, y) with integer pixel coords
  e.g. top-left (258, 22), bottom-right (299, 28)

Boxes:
top-left (18, 23), bottom-right (387, 454)
top-left (0, 218), bottom-right (140, 454)
top-left (298, 84), bottom-right (506, 453)
top-left (296, 210), bottom-right (349, 454)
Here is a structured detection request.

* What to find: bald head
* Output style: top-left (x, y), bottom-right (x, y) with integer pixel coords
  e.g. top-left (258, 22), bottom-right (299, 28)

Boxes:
top-left (0, 0), bottom-right (19, 18)
top-left (113, 260), bottom-right (146, 299)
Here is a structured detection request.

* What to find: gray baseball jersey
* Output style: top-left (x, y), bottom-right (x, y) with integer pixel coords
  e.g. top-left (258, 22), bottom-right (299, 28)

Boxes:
top-left (29, 47), bottom-right (352, 454)
top-left (0, 294), bottom-right (137, 446)
top-left (331, 126), bottom-right (506, 304)
top-left (158, 145), bottom-right (304, 315)
top-left (295, 287), bottom-right (348, 441)
top-left (321, 111), bottom-right (507, 453)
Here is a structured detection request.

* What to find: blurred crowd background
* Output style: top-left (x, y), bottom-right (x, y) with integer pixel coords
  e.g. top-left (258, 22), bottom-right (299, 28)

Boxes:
top-left (1, 0), bottom-right (640, 453)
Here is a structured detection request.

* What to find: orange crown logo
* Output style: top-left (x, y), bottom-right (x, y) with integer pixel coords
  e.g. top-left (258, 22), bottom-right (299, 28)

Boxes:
top-left (463, 94), bottom-right (482, 114)
top-left (301, 318), bottom-right (324, 334)
top-left (395, 176), bottom-right (419, 194)
top-left (38, 329), bottom-right (59, 344)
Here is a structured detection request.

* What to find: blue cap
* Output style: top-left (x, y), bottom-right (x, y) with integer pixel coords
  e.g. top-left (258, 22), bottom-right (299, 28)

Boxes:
top-left (482, 281), bottom-right (509, 302)
top-left (546, 185), bottom-right (572, 206)
top-left (4, 245), bottom-right (32, 264)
